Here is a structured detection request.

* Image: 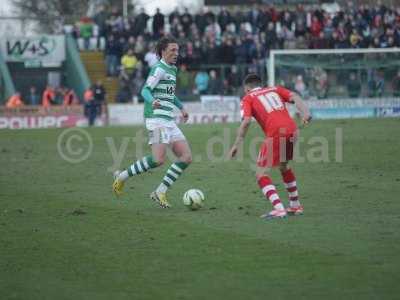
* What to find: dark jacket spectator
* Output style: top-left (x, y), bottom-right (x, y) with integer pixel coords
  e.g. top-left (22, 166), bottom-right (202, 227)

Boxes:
top-left (93, 80), bottom-right (106, 103)
top-left (104, 35), bottom-right (119, 76)
top-left (206, 41), bottom-right (220, 65)
top-left (180, 8), bottom-right (193, 33)
top-left (227, 66), bottom-right (241, 92)
top-left (234, 38), bottom-right (247, 64)
top-left (219, 38), bottom-right (235, 64)
top-left (207, 70), bottom-right (223, 94)
top-left (347, 73), bottom-right (362, 98)
top-left (152, 8), bottom-right (165, 38)
top-left (169, 8), bottom-right (180, 25)
top-left (116, 82), bottom-right (132, 103)
top-left (135, 8), bottom-right (150, 36)
top-left (218, 8), bottom-right (231, 32)
top-left (195, 9), bottom-right (208, 34)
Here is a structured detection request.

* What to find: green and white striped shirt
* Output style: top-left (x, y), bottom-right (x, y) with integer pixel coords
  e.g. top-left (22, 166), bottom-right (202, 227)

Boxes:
top-left (142, 59), bottom-right (182, 120)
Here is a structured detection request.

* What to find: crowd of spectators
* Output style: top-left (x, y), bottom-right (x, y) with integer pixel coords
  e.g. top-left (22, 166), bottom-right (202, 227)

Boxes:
top-left (5, 82), bottom-right (106, 109)
top-left (6, 86), bottom-right (79, 108)
top-left (68, 2), bottom-right (400, 100)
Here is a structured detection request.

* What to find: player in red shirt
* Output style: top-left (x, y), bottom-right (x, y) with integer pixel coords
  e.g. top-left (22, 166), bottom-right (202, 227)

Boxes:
top-left (229, 74), bottom-right (311, 219)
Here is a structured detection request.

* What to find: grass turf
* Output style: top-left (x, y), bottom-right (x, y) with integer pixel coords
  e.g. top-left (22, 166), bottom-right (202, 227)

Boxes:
top-left (1, 118), bottom-right (400, 299)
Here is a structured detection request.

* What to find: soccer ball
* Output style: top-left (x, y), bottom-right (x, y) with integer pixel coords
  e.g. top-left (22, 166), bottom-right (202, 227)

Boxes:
top-left (183, 189), bottom-right (205, 210)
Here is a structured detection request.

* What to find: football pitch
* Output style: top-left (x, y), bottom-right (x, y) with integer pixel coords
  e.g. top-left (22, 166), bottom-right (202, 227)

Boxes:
top-left (1, 118), bottom-right (400, 299)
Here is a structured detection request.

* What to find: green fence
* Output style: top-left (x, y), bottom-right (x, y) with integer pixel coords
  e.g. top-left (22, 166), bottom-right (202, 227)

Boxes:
top-left (0, 51), bottom-right (16, 104)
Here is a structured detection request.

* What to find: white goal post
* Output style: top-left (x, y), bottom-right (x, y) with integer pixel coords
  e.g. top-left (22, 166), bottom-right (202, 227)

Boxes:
top-left (267, 48), bottom-right (400, 86)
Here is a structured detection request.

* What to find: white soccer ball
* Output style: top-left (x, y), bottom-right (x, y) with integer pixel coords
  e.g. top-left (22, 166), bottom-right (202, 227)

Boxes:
top-left (183, 189), bottom-right (205, 210)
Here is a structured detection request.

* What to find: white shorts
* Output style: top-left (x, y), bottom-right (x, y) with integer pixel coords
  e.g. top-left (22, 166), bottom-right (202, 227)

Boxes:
top-left (145, 118), bottom-right (186, 145)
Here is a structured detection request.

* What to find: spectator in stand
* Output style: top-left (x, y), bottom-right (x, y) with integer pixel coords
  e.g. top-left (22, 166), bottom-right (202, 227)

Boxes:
top-left (63, 88), bottom-right (79, 106)
top-left (349, 29), bottom-right (362, 48)
top-left (134, 35), bottom-right (146, 60)
top-left (135, 8), bottom-right (150, 37)
top-left (219, 37), bottom-right (235, 64)
top-left (207, 70), bottom-right (223, 95)
top-left (27, 86), bottom-right (40, 106)
top-left (192, 40), bottom-right (205, 66)
top-left (323, 18), bottom-right (334, 40)
top-left (169, 16), bottom-right (181, 38)
top-left (123, 36), bottom-right (136, 53)
top-left (6, 92), bottom-right (24, 108)
top-left (83, 88), bottom-right (99, 126)
top-left (310, 31), bottom-right (329, 49)
top-left (314, 68), bottom-right (329, 99)
top-left (194, 70), bottom-right (209, 95)
top-left (227, 65), bottom-right (241, 93)
top-left (54, 87), bottom-right (65, 105)
top-left (84, 88), bottom-right (94, 103)
top-left (375, 70), bottom-right (385, 97)
top-left (79, 17), bottom-right (94, 50)
top-left (104, 35), bottom-right (119, 77)
top-left (204, 16), bottom-right (222, 43)
top-left (116, 82), bottom-right (132, 103)
top-left (177, 64), bottom-right (192, 96)
top-left (93, 3), bottom-right (400, 60)
top-left (181, 8), bottom-right (193, 34)
top-left (234, 37), bottom-right (247, 64)
top-left (194, 8), bottom-right (207, 34)
top-left (42, 85), bottom-right (56, 107)
top-left (144, 43), bottom-right (158, 68)
top-left (294, 75), bottom-right (308, 98)
top-left (347, 72), bottom-right (362, 98)
top-left (120, 49), bottom-right (138, 81)
top-left (115, 36), bottom-right (125, 69)
top-left (243, 33), bottom-right (257, 63)
top-left (281, 25), bottom-right (297, 49)
top-left (131, 62), bottom-right (145, 103)
top-left (205, 39), bottom-right (220, 65)
top-left (391, 70), bottom-right (400, 97)
top-left (247, 4), bottom-right (261, 31)
top-left (121, 21), bottom-right (133, 41)
top-left (265, 22), bottom-right (278, 50)
top-left (86, 3), bottom-right (400, 99)
top-left (310, 15), bottom-right (323, 38)
top-left (169, 7), bottom-right (180, 25)
top-left (152, 8), bottom-right (165, 39)
top-left (93, 80), bottom-right (106, 103)
top-left (367, 69), bottom-right (383, 97)
top-left (93, 5), bottom-right (108, 39)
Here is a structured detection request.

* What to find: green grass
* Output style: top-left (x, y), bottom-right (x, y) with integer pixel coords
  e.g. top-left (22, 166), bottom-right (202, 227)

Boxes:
top-left (1, 118), bottom-right (400, 300)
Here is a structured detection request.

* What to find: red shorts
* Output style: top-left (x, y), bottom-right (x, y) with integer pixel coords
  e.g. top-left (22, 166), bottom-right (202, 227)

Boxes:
top-left (257, 133), bottom-right (297, 168)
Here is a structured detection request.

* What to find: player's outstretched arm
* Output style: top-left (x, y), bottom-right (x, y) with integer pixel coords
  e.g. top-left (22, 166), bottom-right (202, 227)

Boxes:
top-left (291, 93), bottom-right (312, 125)
top-left (229, 117), bottom-right (252, 159)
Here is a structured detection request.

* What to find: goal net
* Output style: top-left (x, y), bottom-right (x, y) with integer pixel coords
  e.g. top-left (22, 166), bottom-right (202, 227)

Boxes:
top-left (268, 48), bottom-right (400, 99)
